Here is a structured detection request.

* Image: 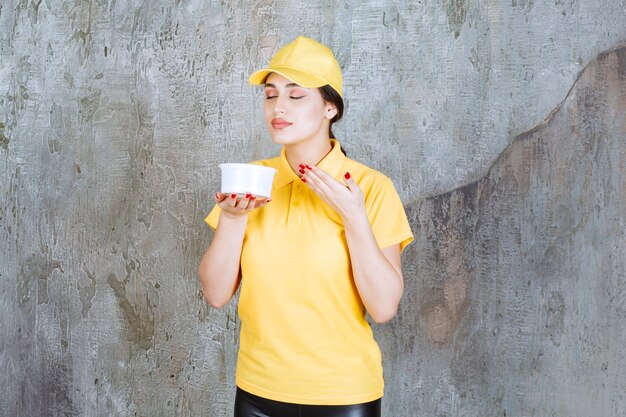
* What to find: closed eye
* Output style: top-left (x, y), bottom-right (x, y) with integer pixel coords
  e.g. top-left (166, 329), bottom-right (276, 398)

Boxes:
top-left (265, 95), bottom-right (305, 100)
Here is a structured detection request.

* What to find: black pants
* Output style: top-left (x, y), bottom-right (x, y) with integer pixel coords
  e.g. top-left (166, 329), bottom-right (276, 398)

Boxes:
top-left (234, 386), bottom-right (381, 417)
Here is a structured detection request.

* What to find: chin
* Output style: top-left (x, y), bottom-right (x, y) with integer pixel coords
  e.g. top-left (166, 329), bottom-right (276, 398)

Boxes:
top-left (269, 133), bottom-right (301, 146)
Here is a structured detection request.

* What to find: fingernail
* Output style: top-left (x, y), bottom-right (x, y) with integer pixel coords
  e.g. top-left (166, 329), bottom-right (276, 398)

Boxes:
top-left (298, 163), bottom-right (305, 168)
top-left (344, 172), bottom-right (351, 179)
top-left (301, 178), bottom-right (307, 183)
top-left (250, 195), bottom-right (256, 199)
top-left (267, 198), bottom-right (271, 202)
top-left (299, 168), bottom-right (305, 174)
top-left (231, 194), bottom-right (236, 199)
top-left (245, 193), bottom-right (251, 198)
top-left (305, 165), bottom-right (312, 170)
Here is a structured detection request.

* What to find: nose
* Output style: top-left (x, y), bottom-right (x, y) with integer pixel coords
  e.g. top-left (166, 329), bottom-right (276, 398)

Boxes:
top-left (273, 95), bottom-right (287, 116)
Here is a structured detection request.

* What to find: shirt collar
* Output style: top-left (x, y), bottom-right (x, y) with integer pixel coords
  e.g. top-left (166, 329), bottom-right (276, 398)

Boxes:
top-left (274, 138), bottom-right (346, 190)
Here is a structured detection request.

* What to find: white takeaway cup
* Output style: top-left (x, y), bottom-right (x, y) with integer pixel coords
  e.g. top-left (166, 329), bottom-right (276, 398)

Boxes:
top-left (219, 163), bottom-right (277, 198)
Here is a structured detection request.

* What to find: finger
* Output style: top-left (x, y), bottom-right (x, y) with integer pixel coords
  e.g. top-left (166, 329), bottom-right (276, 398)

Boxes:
top-left (245, 194), bottom-right (257, 210)
top-left (227, 193), bottom-right (238, 207)
top-left (235, 194), bottom-right (251, 209)
top-left (304, 165), bottom-right (345, 193)
top-left (243, 194), bottom-right (258, 210)
top-left (303, 175), bottom-right (331, 202)
top-left (215, 192), bottom-right (226, 202)
top-left (253, 197), bottom-right (271, 208)
top-left (303, 167), bottom-right (333, 196)
top-left (343, 171), bottom-right (362, 194)
top-left (342, 172), bottom-right (357, 190)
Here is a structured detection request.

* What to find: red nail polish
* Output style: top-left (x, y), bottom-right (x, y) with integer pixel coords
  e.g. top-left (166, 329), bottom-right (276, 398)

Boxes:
top-left (299, 168), bottom-right (305, 174)
top-left (301, 178), bottom-right (307, 183)
top-left (299, 163), bottom-right (305, 168)
top-left (306, 165), bottom-right (312, 170)
top-left (231, 193), bottom-right (236, 199)
top-left (245, 193), bottom-right (251, 198)
top-left (344, 172), bottom-right (351, 179)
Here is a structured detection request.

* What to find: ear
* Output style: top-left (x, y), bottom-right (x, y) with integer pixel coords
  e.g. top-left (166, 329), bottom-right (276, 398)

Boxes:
top-left (325, 103), bottom-right (338, 119)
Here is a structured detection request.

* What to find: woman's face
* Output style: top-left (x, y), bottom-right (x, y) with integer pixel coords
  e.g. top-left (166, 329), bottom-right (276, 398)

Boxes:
top-left (263, 72), bottom-right (336, 146)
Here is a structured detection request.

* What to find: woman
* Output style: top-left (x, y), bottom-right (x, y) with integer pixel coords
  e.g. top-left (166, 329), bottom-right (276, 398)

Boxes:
top-left (198, 36), bottom-right (414, 417)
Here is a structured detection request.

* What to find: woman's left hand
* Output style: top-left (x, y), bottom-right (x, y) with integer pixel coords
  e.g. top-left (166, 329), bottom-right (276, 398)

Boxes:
top-left (300, 164), bottom-right (365, 219)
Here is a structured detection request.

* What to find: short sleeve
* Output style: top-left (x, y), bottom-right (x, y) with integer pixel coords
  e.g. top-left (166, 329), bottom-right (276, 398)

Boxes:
top-left (204, 203), bottom-right (222, 230)
top-left (366, 177), bottom-right (414, 253)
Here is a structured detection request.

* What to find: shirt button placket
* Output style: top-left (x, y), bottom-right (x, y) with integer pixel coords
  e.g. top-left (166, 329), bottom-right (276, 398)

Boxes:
top-left (292, 182), bottom-right (300, 207)
top-left (286, 182), bottom-right (299, 227)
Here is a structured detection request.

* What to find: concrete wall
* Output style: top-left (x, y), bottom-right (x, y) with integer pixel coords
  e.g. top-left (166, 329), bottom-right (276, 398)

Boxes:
top-left (1, 1), bottom-right (625, 416)
top-left (378, 46), bottom-right (626, 416)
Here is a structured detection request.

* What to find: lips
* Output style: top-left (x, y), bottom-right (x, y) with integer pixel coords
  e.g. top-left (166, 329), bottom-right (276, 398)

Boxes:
top-left (271, 118), bottom-right (292, 129)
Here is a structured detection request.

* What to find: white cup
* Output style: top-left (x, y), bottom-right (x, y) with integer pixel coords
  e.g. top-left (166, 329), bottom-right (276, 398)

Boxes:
top-left (219, 163), bottom-right (277, 198)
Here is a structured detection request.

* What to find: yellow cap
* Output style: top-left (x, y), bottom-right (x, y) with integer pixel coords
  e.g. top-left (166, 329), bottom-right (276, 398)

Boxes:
top-left (248, 36), bottom-right (343, 97)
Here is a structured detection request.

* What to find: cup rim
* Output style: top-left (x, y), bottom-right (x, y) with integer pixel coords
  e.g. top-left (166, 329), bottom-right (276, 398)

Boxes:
top-left (219, 163), bottom-right (277, 173)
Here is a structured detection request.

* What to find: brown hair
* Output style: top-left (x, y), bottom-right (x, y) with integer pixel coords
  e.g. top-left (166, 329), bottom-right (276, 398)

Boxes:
top-left (319, 85), bottom-right (347, 156)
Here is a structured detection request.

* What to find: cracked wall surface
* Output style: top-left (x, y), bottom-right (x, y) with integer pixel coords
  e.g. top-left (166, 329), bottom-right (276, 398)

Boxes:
top-left (1, 1), bottom-right (625, 416)
top-left (377, 46), bottom-right (626, 416)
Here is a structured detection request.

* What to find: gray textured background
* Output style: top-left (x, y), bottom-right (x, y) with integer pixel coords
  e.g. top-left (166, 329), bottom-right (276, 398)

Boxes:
top-left (1, 1), bottom-right (625, 416)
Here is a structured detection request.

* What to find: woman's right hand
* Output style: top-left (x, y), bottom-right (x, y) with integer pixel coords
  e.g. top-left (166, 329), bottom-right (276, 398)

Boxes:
top-left (215, 192), bottom-right (271, 218)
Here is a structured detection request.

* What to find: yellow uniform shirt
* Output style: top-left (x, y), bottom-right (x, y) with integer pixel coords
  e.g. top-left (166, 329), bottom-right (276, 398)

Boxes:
top-left (204, 138), bottom-right (414, 405)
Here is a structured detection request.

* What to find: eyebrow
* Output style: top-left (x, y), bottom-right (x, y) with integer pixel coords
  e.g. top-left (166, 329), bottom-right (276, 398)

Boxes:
top-left (264, 83), bottom-right (301, 89)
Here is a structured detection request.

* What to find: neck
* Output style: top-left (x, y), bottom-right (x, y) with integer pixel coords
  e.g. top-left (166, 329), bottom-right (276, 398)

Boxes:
top-left (285, 138), bottom-right (333, 176)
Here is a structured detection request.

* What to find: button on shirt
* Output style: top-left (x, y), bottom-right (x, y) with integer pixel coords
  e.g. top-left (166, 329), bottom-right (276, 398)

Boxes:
top-left (205, 138), bottom-right (414, 405)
